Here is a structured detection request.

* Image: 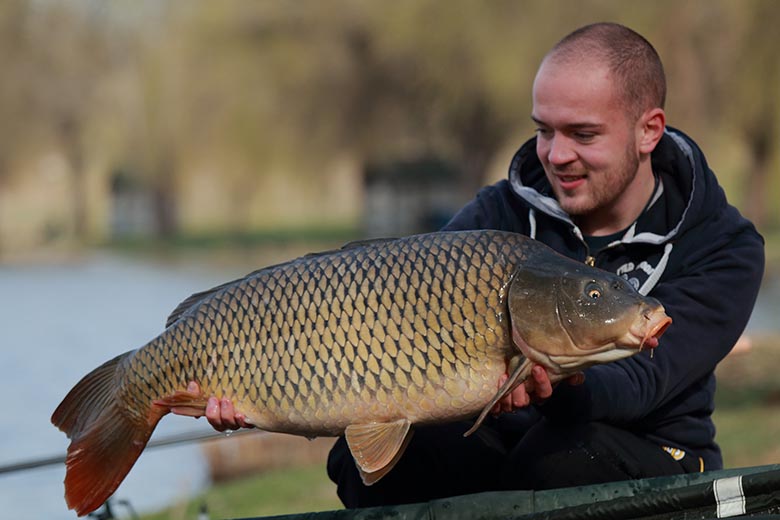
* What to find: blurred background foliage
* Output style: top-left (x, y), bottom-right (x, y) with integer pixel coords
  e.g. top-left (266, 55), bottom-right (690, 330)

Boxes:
top-left (0, 0), bottom-right (778, 260)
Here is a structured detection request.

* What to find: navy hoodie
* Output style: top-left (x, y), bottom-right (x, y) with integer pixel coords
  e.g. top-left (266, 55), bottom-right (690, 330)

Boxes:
top-left (442, 127), bottom-right (764, 470)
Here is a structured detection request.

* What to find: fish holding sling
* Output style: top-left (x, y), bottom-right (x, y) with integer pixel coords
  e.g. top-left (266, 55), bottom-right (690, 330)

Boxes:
top-left (52, 230), bottom-right (671, 515)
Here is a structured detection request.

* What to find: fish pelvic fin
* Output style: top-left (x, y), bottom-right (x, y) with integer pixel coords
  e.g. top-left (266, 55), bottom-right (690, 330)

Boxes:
top-left (152, 388), bottom-right (209, 417)
top-left (51, 351), bottom-right (165, 517)
top-left (464, 354), bottom-right (532, 437)
top-left (345, 419), bottom-right (413, 486)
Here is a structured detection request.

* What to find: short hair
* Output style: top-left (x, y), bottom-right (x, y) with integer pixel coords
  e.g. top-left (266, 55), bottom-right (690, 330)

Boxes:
top-left (544, 23), bottom-right (666, 119)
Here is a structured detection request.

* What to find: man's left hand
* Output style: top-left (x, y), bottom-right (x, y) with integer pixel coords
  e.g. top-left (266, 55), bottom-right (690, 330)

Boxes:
top-left (491, 366), bottom-right (584, 415)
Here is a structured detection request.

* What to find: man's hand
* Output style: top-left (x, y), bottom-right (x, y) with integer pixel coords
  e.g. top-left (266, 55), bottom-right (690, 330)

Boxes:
top-left (173, 381), bottom-right (255, 432)
top-left (490, 366), bottom-right (584, 415)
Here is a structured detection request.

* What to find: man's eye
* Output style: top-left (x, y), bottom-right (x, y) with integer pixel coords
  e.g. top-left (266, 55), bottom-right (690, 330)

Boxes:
top-left (535, 127), bottom-right (553, 138)
top-left (574, 132), bottom-right (595, 142)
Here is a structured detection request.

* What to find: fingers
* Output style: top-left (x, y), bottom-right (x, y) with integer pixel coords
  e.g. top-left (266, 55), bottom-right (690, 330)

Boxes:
top-left (206, 397), bottom-right (239, 432)
top-left (510, 384), bottom-right (531, 408)
top-left (529, 365), bottom-right (553, 401)
top-left (205, 396), bottom-right (254, 431)
top-left (170, 381), bottom-right (253, 431)
top-left (490, 365), bottom-right (585, 418)
top-left (491, 365), bottom-right (558, 418)
top-left (491, 373), bottom-right (533, 416)
top-left (205, 397), bottom-right (226, 431)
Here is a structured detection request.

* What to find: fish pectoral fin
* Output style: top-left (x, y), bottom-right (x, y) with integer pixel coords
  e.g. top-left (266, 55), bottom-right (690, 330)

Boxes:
top-left (464, 354), bottom-right (532, 437)
top-left (153, 389), bottom-right (209, 417)
top-left (345, 419), bottom-right (413, 486)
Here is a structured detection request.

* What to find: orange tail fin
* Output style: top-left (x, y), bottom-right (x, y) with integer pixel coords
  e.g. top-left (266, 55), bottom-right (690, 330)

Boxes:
top-left (51, 351), bottom-right (166, 517)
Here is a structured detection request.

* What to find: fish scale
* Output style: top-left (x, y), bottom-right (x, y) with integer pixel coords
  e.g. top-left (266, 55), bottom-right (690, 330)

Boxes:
top-left (52, 229), bottom-right (672, 516)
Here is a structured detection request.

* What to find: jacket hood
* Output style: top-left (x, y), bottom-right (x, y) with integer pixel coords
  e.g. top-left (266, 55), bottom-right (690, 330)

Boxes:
top-left (507, 126), bottom-right (718, 246)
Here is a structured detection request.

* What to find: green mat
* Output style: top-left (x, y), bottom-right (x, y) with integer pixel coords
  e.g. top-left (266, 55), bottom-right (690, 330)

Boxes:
top-left (243, 465), bottom-right (780, 520)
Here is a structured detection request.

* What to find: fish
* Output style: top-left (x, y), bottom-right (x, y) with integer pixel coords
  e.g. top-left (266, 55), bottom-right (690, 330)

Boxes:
top-left (51, 230), bottom-right (671, 516)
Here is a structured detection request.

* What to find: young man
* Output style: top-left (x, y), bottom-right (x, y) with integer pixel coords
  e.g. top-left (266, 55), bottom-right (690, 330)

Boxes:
top-left (325, 22), bottom-right (764, 506)
top-left (190, 23), bottom-right (765, 507)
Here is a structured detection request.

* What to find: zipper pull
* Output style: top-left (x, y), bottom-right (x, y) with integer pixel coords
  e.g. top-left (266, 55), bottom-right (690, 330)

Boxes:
top-left (585, 255), bottom-right (596, 267)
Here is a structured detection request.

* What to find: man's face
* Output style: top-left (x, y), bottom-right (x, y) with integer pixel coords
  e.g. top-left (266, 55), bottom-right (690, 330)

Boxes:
top-left (531, 59), bottom-right (641, 220)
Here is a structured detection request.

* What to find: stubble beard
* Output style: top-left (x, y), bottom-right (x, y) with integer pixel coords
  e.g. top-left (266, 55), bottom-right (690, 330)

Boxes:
top-left (550, 140), bottom-right (640, 218)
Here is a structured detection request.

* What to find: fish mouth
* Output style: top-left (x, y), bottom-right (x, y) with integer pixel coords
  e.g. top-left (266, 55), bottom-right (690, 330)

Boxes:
top-left (639, 307), bottom-right (672, 350)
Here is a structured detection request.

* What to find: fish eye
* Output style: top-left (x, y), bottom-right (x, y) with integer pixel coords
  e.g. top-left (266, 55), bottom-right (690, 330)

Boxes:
top-left (585, 282), bottom-right (602, 300)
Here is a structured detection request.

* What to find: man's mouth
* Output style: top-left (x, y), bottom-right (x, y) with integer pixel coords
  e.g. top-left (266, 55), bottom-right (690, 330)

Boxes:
top-left (557, 174), bottom-right (587, 191)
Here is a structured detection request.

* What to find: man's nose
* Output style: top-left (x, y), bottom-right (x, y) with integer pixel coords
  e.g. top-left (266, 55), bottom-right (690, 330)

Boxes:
top-left (547, 135), bottom-right (577, 165)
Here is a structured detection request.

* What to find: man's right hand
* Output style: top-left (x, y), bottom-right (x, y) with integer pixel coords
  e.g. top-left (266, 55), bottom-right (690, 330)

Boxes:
top-left (173, 381), bottom-right (255, 432)
top-left (205, 394), bottom-right (255, 432)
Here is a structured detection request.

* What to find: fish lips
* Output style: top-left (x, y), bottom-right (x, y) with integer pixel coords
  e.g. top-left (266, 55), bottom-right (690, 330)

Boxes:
top-left (638, 304), bottom-right (672, 350)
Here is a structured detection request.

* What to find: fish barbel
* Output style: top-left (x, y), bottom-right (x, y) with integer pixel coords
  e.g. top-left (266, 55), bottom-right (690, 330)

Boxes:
top-left (52, 230), bottom-right (671, 515)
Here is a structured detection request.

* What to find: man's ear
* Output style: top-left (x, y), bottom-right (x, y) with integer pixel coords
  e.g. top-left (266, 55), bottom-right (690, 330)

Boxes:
top-left (637, 108), bottom-right (666, 154)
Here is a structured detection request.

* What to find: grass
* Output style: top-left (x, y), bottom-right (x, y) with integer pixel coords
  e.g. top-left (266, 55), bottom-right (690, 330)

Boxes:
top-left (104, 227), bottom-right (361, 257)
top-left (137, 335), bottom-right (780, 520)
top-left (139, 464), bottom-right (341, 520)
top-left (714, 405), bottom-right (780, 468)
top-left (713, 333), bottom-right (780, 468)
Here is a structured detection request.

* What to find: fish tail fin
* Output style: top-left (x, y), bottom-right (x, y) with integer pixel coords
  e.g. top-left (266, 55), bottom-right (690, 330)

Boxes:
top-left (51, 351), bottom-right (166, 517)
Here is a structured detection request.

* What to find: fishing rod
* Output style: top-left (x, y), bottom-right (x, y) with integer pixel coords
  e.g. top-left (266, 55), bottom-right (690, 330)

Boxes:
top-left (0, 428), bottom-right (255, 476)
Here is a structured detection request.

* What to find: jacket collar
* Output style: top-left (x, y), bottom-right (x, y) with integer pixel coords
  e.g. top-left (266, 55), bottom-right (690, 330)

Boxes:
top-left (507, 127), bottom-right (700, 247)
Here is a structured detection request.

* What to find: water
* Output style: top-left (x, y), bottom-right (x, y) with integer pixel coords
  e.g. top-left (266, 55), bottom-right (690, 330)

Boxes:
top-left (747, 272), bottom-right (780, 334)
top-left (0, 253), bottom-right (243, 520)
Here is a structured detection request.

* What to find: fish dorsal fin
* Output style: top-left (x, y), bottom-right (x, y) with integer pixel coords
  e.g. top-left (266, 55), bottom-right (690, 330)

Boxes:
top-left (165, 279), bottom-right (239, 328)
top-left (339, 237), bottom-right (398, 250)
top-left (165, 239), bottom-right (398, 328)
top-left (165, 253), bottom-right (334, 328)
top-left (345, 419), bottom-right (413, 485)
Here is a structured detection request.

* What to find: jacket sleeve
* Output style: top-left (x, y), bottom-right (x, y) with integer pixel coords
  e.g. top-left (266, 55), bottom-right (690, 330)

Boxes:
top-left (538, 224), bottom-right (765, 426)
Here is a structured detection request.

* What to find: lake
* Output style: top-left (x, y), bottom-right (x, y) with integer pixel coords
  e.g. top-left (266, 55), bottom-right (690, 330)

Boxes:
top-left (1, 251), bottom-right (777, 520)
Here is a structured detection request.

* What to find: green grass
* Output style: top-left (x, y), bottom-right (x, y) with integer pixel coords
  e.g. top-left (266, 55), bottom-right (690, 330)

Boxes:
top-left (714, 404), bottom-right (780, 468)
top-left (139, 465), bottom-right (341, 520)
top-left (713, 334), bottom-right (780, 469)
top-left (104, 226), bottom-right (361, 255)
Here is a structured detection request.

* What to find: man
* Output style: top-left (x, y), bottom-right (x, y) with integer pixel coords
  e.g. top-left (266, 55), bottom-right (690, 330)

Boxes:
top-left (187, 22), bottom-right (765, 507)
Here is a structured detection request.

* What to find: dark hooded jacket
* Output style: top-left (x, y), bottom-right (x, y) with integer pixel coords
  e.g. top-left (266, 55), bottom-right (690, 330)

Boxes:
top-left (442, 127), bottom-right (764, 470)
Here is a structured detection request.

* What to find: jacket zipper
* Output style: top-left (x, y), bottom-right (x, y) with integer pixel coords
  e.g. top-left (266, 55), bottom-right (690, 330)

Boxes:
top-left (582, 238), bottom-right (596, 266)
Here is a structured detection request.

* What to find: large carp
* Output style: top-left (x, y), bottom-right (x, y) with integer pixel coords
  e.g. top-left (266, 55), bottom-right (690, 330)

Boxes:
top-left (52, 230), bottom-right (671, 516)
